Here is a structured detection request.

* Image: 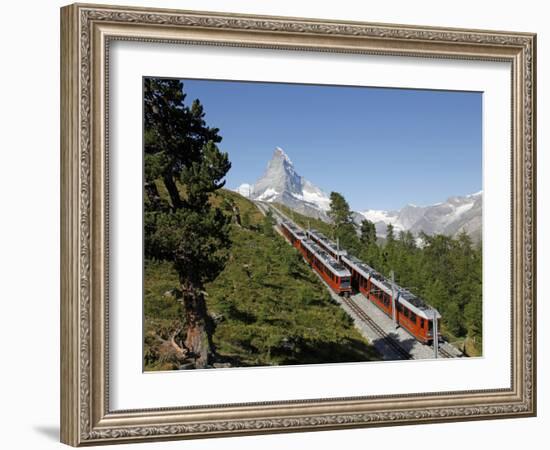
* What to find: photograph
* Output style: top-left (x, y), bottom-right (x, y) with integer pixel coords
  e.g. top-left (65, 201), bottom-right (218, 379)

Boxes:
top-left (143, 77), bottom-right (482, 371)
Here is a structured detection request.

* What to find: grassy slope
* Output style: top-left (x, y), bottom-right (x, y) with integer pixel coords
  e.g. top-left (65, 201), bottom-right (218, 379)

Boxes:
top-left (144, 189), bottom-right (380, 370)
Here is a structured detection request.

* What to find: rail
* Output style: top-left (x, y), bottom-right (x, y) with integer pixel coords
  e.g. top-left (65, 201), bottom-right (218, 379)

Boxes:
top-left (341, 296), bottom-right (412, 360)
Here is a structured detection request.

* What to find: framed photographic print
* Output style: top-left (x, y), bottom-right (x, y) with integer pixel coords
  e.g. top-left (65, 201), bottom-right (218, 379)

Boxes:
top-left (60, 3), bottom-right (537, 446)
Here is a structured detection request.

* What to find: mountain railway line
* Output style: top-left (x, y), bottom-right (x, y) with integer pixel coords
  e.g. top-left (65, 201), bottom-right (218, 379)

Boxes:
top-left (340, 295), bottom-right (412, 360)
top-left (254, 201), bottom-right (462, 360)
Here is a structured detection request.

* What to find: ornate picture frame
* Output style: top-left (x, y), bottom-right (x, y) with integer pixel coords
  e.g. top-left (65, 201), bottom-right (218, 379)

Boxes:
top-left (60, 3), bottom-right (536, 446)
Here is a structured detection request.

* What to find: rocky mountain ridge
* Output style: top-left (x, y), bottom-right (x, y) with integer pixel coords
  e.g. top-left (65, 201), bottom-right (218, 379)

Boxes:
top-left (235, 147), bottom-right (481, 240)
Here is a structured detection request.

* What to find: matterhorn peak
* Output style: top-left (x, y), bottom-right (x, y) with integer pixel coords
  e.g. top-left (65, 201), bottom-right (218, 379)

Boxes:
top-left (233, 146), bottom-right (330, 220)
top-left (272, 146), bottom-right (294, 166)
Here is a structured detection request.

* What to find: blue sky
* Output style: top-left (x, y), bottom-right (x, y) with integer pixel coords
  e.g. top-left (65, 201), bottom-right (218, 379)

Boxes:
top-left (179, 78), bottom-right (482, 211)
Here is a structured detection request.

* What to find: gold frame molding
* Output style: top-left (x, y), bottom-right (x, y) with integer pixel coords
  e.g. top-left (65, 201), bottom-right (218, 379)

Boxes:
top-left (60, 3), bottom-right (537, 446)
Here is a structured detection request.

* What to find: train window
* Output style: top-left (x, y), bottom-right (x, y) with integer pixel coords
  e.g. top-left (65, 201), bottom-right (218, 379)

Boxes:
top-left (404, 308), bottom-right (409, 318)
top-left (420, 319), bottom-right (425, 328)
top-left (410, 313), bottom-right (416, 324)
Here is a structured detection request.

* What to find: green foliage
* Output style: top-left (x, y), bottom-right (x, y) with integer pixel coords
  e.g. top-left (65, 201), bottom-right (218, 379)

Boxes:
top-left (206, 218), bottom-right (380, 366)
top-left (360, 219), bottom-right (377, 247)
top-left (143, 260), bottom-right (186, 371)
top-left (144, 78), bottom-right (233, 367)
top-left (145, 190), bottom-right (380, 369)
top-left (379, 229), bottom-right (483, 351)
top-left (144, 80), bottom-right (232, 286)
top-left (386, 223), bottom-right (395, 243)
top-left (241, 210), bottom-right (251, 229)
top-left (328, 192), bottom-right (361, 254)
top-left (262, 209), bottom-right (275, 236)
top-left (328, 192), bottom-right (353, 225)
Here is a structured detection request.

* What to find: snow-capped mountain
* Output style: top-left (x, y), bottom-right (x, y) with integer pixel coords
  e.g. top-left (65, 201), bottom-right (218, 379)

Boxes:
top-left (359, 191), bottom-right (482, 241)
top-left (235, 147), bottom-right (330, 220)
top-left (234, 147), bottom-right (482, 241)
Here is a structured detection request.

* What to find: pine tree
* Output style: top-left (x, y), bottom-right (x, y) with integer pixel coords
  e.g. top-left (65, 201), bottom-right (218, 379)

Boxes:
top-left (360, 219), bottom-right (377, 248)
top-left (386, 223), bottom-right (395, 244)
top-left (328, 192), bottom-right (360, 254)
top-left (144, 78), bottom-right (231, 368)
top-left (328, 192), bottom-right (353, 226)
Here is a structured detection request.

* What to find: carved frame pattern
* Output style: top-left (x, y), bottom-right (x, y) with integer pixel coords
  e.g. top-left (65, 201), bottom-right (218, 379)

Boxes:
top-left (60, 3), bottom-right (536, 446)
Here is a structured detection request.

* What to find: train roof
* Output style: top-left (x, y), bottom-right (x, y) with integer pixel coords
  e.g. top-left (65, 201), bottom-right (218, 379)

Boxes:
top-left (300, 238), bottom-right (351, 278)
top-left (340, 247), bottom-right (440, 320)
top-left (367, 275), bottom-right (439, 319)
top-left (307, 229), bottom-right (348, 256)
top-left (398, 289), bottom-right (441, 320)
top-left (281, 220), bottom-right (306, 240)
top-left (281, 215), bottom-right (439, 320)
top-left (341, 254), bottom-right (378, 279)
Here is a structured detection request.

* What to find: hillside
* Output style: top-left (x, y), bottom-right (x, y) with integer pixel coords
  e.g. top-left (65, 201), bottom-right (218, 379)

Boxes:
top-left (144, 189), bottom-right (380, 370)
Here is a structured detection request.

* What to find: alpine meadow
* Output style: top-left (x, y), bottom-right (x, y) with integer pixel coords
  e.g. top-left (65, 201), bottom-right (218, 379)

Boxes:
top-left (143, 77), bottom-right (483, 371)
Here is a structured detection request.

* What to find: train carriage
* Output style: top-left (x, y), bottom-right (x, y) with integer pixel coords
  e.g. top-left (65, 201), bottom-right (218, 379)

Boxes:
top-left (342, 250), bottom-right (441, 344)
top-left (280, 217), bottom-right (441, 343)
top-left (280, 221), bottom-right (306, 251)
top-left (306, 229), bottom-right (347, 260)
top-left (299, 238), bottom-right (352, 296)
top-left (280, 221), bottom-right (351, 296)
top-left (394, 290), bottom-right (441, 344)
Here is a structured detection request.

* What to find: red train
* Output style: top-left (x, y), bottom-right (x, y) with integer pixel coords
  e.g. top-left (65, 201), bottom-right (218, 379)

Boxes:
top-left (306, 228), bottom-right (441, 344)
top-left (280, 221), bottom-right (352, 296)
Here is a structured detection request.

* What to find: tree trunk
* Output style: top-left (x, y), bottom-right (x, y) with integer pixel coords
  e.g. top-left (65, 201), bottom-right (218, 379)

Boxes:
top-left (163, 173), bottom-right (182, 210)
top-left (181, 284), bottom-right (213, 369)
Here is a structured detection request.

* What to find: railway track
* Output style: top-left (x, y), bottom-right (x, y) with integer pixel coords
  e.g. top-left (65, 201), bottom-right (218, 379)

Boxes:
top-left (433, 344), bottom-right (453, 359)
top-left (341, 296), bottom-right (412, 360)
top-left (260, 202), bottom-right (458, 360)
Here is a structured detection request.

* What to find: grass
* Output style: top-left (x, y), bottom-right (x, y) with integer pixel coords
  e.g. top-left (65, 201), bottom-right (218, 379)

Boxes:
top-left (144, 189), bottom-right (380, 370)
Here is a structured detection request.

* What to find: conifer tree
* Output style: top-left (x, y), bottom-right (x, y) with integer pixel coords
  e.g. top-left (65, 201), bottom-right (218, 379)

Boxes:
top-left (144, 78), bottom-right (231, 368)
top-left (386, 223), bottom-right (395, 244)
top-left (328, 192), bottom-right (360, 254)
top-left (360, 219), bottom-right (377, 247)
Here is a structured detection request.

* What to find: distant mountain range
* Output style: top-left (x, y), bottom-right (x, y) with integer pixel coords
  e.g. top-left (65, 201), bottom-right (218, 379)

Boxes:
top-left (359, 192), bottom-right (482, 242)
top-left (235, 147), bottom-right (482, 241)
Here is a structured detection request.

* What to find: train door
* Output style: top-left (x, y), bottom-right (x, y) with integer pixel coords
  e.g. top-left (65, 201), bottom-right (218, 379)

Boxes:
top-left (351, 270), bottom-right (360, 292)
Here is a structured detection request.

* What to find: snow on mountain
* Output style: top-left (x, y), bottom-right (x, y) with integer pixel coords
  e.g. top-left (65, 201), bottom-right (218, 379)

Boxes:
top-left (292, 180), bottom-right (331, 211)
top-left (359, 191), bottom-right (482, 241)
top-left (235, 147), bottom-right (331, 220)
top-left (233, 146), bottom-right (482, 241)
